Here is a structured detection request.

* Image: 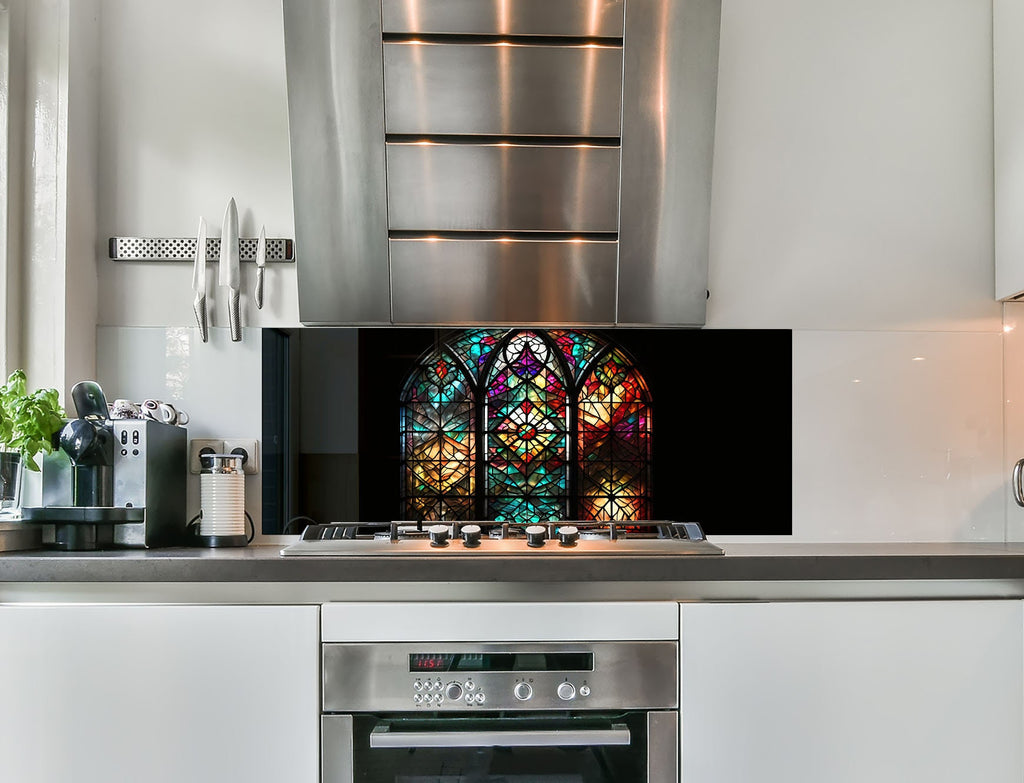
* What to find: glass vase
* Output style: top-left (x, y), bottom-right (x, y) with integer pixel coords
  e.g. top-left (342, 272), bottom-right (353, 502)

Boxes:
top-left (0, 451), bottom-right (23, 517)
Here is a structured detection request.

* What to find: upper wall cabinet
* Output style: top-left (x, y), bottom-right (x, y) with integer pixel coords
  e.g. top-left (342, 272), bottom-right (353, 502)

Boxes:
top-left (996, 0), bottom-right (1024, 300)
top-left (283, 0), bottom-right (721, 327)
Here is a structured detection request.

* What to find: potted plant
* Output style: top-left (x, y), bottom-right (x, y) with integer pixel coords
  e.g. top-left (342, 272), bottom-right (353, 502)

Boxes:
top-left (0, 370), bottom-right (65, 514)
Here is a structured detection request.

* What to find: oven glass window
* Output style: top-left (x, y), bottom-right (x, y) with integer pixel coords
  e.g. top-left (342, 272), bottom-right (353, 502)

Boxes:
top-left (350, 713), bottom-right (647, 783)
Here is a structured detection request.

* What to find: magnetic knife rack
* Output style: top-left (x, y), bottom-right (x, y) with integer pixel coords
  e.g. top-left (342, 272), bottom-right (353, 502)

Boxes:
top-left (108, 237), bottom-right (294, 263)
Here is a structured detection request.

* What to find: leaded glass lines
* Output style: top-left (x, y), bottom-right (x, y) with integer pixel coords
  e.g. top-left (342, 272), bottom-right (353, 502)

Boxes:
top-left (400, 348), bottom-right (475, 521)
top-left (399, 330), bottom-right (652, 523)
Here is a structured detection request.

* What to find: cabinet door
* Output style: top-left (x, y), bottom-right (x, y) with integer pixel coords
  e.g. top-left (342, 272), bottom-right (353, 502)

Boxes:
top-left (680, 601), bottom-right (1023, 783)
top-left (0, 604), bottom-right (319, 783)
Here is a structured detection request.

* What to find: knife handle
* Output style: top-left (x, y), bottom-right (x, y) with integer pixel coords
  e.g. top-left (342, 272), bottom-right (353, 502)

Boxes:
top-left (255, 267), bottom-right (265, 310)
top-left (229, 289), bottom-right (241, 342)
top-left (193, 294), bottom-right (209, 343)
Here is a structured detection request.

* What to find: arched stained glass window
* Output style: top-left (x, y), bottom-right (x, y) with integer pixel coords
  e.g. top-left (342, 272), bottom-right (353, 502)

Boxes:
top-left (399, 329), bottom-right (652, 522)
top-left (578, 349), bottom-right (652, 520)
top-left (485, 331), bottom-right (569, 522)
top-left (399, 347), bottom-right (475, 521)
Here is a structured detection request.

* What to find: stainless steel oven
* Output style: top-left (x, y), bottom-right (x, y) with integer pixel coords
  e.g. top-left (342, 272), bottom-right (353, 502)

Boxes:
top-left (321, 640), bottom-right (678, 782)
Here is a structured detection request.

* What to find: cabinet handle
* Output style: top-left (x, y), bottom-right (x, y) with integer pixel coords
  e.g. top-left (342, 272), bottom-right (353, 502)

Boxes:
top-left (1013, 458), bottom-right (1024, 507)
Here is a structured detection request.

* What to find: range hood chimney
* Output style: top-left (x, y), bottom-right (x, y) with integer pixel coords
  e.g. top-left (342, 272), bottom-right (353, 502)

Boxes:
top-left (283, 0), bottom-right (721, 327)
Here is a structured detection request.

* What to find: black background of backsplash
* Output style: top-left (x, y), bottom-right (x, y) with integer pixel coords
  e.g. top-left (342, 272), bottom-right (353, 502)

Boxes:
top-left (354, 328), bottom-right (792, 536)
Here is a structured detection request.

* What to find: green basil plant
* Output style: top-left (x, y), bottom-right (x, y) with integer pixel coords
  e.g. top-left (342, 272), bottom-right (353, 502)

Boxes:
top-left (0, 370), bottom-right (66, 471)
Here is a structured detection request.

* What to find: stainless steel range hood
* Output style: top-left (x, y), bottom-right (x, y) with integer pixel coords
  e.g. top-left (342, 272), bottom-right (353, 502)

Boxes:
top-left (283, 0), bottom-right (721, 327)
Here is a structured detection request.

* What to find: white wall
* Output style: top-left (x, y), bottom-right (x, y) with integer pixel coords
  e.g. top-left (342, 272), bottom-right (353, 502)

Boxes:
top-left (91, 0), bottom-right (1005, 542)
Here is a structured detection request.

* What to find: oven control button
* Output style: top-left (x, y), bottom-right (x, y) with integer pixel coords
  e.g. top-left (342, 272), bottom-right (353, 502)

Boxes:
top-left (513, 682), bottom-right (533, 701)
top-left (557, 682), bottom-right (576, 701)
top-left (465, 694), bottom-right (474, 705)
top-left (446, 682), bottom-right (464, 701)
top-left (557, 525), bottom-right (579, 546)
top-left (461, 524), bottom-right (482, 548)
top-left (465, 680), bottom-right (475, 691)
top-left (474, 692), bottom-right (486, 704)
top-left (525, 525), bottom-right (547, 547)
top-left (413, 680), bottom-right (423, 691)
top-left (413, 694), bottom-right (423, 705)
top-left (434, 693), bottom-right (443, 704)
top-left (579, 685), bottom-right (591, 697)
top-left (428, 524), bottom-right (450, 547)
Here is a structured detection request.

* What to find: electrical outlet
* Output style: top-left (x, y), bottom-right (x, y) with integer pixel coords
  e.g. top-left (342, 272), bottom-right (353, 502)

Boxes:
top-left (189, 439), bottom-right (224, 474)
top-left (223, 438), bottom-right (259, 475)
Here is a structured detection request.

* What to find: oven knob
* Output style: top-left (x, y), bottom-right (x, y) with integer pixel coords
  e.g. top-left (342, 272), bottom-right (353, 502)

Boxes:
top-left (465, 680), bottom-right (475, 691)
top-left (525, 525), bottom-right (547, 547)
top-left (446, 682), bottom-right (464, 701)
top-left (428, 524), bottom-right (450, 547)
top-left (557, 682), bottom-right (576, 701)
top-left (461, 524), bottom-right (482, 548)
top-left (557, 525), bottom-right (579, 547)
top-left (413, 694), bottom-right (422, 705)
top-left (579, 685), bottom-right (591, 697)
top-left (413, 680), bottom-right (423, 691)
top-left (474, 692), bottom-right (485, 704)
top-left (514, 682), bottom-right (533, 701)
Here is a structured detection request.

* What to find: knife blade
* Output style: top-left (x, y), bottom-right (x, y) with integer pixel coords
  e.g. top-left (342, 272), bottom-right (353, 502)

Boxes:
top-left (219, 197), bottom-right (241, 342)
top-left (254, 224), bottom-right (266, 310)
top-left (192, 217), bottom-right (209, 342)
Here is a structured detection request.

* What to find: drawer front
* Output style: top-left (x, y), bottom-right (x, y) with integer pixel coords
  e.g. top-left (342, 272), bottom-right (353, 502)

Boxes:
top-left (384, 42), bottom-right (623, 137)
top-left (386, 143), bottom-right (621, 232)
top-left (390, 239), bottom-right (617, 324)
top-left (381, 0), bottom-right (625, 37)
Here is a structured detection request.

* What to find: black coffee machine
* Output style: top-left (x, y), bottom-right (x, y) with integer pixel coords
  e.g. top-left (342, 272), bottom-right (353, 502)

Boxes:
top-left (22, 381), bottom-right (187, 550)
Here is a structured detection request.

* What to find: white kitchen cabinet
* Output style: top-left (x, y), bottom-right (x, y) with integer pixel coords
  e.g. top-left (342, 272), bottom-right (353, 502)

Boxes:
top-left (679, 601), bottom-right (1023, 783)
top-left (0, 604), bottom-right (319, 783)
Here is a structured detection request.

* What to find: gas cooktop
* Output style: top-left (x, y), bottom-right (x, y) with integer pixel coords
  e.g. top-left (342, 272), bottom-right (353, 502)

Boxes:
top-left (280, 520), bottom-right (723, 557)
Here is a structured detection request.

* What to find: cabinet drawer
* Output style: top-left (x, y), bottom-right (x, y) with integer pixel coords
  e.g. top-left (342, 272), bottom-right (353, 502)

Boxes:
top-left (386, 143), bottom-right (621, 232)
top-left (390, 238), bottom-right (617, 324)
top-left (382, 0), bottom-right (625, 37)
top-left (384, 42), bottom-right (623, 137)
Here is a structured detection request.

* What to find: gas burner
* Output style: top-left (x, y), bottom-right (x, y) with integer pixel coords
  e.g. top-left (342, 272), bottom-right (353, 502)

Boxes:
top-left (280, 520), bottom-right (723, 557)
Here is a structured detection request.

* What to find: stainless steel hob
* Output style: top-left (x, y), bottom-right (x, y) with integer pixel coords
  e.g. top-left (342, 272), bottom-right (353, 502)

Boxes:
top-left (280, 520), bottom-right (723, 557)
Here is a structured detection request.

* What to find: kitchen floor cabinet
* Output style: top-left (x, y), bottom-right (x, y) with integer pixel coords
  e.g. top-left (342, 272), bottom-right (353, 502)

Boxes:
top-left (679, 600), bottom-right (1023, 783)
top-left (0, 604), bottom-right (319, 783)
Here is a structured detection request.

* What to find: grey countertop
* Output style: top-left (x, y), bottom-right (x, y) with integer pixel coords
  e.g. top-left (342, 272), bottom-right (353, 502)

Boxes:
top-left (3, 542), bottom-right (1024, 585)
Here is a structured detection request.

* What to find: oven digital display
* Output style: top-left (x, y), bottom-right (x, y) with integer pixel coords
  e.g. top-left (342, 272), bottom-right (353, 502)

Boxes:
top-left (409, 652), bottom-right (594, 673)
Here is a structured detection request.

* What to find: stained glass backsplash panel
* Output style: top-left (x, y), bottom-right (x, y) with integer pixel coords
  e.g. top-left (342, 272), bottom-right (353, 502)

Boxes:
top-left (262, 328), bottom-right (792, 536)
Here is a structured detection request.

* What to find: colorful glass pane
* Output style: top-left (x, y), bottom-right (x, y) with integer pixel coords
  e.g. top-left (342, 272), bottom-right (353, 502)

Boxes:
top-left (399, 348), bottom-right (475, 521)
top-left (577, 349), bottom-right (652, 521)
top-left (549, 329), bottom-right (606, 383)
top-left (398, 329), bottom-right (652, 523)
top-left (446, 329), bottom-right (505, 382)
top-left (485, 332), bottom-right (569, 522)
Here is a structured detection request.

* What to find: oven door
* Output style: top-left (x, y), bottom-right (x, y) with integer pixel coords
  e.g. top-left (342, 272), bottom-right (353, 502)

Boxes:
top-left (323, 711), bottom-right (677, 783)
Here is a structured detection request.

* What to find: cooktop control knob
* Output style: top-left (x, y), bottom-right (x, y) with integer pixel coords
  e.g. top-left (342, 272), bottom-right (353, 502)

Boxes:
top-left (461, 524), bottom-right (482, 548)
top-left (514, 682), bottom-right (533, 701)
top-left (445, 682), bottom-right (464, 702)
top-left (428, 524), bottom-right (450, 547)
top-left (557, 525), bottom-right (579, 547)
top-left (525, 525), bottom-right (547, 548)
top-left (557, 682), bottom-right (576, 701)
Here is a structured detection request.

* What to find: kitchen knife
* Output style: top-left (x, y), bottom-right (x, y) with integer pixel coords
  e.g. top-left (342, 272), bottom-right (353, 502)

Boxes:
top-left (219, 197), bottom-right (241, 342)
top-left (254, 224), bottom-right (266, 310)
top-left (192, 216), bottom-right (209, 342)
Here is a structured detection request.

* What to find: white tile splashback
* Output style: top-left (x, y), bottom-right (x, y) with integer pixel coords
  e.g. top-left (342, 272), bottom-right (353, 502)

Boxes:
top-left (718, 330), bottom-right (1003, 544)
top-left (96, 326), bottom-right (263, 530)
top-left (1003, 303), bottom-right (1024, 540)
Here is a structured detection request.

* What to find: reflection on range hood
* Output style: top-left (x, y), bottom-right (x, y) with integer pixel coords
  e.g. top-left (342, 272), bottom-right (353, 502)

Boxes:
top-left (283, 0), bottom-right (722, 327)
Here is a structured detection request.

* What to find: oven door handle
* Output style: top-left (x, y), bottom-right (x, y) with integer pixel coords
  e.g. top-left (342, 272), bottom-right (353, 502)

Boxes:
top-left (369, 723), bottom-right (632, 749)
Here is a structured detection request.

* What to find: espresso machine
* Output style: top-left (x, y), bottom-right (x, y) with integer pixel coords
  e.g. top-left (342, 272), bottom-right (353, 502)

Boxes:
top-left (22, 381), bottom-right (187, 550)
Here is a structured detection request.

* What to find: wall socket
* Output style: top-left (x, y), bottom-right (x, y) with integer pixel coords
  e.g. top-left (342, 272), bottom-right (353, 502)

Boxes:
top-left (188, 438), bottom-right (260, 475)
top-left (223, 439), bottom-right (259, 475)
top-left (188, 439), bottom-right (224, 474)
